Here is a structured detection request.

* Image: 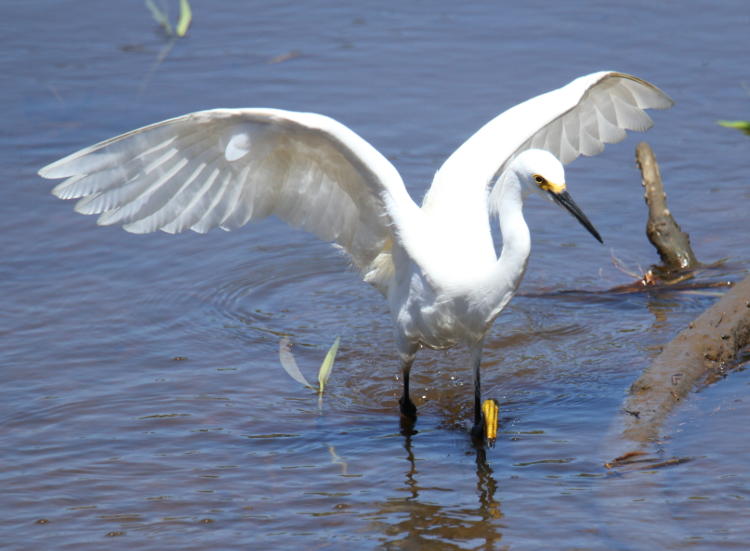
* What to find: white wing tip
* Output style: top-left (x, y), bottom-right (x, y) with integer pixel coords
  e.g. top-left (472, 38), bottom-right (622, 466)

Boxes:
top-left (39, 152), bottom-right (85, 179)
top-left (39, 159), bottom-right (67, 179)
top-left (51, 178), bottom-right (75, 199)
top-left (608, 71), bottom-right (675, 109)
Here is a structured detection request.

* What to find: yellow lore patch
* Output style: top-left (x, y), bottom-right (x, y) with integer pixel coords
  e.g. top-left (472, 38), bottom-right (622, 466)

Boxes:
top-left (533, 174), bottom-right (566, 194)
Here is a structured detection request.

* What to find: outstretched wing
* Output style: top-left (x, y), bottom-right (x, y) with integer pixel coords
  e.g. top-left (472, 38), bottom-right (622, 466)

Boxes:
top-left (39, 108), bottom-right (415, 279)
top-left (431, 71), bottom-right (673, 210)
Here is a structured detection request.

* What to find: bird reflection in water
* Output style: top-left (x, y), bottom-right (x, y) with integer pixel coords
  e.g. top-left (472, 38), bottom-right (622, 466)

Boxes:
top-left (373, 431), bottom-right (504, 550)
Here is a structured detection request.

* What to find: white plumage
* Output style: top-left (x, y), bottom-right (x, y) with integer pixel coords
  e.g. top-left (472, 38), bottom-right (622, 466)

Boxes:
top-left (39, 71), bottom-right (672, 441)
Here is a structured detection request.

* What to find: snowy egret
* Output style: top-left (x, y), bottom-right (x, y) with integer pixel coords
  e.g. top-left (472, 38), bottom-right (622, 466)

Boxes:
top-left (39, 71), bottom-right (672, 443)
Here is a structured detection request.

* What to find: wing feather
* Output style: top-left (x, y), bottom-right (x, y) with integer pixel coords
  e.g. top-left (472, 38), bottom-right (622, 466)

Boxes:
top-left (39, 108), bottom-right (416, 281)
top-left (429, 71), bottom-right (673, 213)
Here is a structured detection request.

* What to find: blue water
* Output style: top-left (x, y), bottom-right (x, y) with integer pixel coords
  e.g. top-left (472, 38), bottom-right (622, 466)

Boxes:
top-left (2, 1), bottom-right (750, 549)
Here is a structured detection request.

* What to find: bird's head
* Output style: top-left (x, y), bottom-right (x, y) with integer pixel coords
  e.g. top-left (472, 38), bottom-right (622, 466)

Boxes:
top-left (514, 149), bottom-right (602, 244)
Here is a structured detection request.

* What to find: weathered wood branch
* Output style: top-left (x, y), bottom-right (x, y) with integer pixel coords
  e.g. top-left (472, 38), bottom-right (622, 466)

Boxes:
top-left (604, 144), bottom-right (749, 467)
top-left (637, 142), bottom-right (699, 275)
top-left (615, 274), bottom-right (750, 449)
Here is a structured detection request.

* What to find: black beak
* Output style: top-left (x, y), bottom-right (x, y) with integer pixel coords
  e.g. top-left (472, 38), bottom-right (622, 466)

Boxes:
top-left (550, 190), bottom-right (603, 244)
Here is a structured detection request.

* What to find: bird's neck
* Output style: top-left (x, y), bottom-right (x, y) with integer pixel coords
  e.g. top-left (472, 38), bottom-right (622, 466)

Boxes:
top-left (484, 168), bottom-right (531, 319)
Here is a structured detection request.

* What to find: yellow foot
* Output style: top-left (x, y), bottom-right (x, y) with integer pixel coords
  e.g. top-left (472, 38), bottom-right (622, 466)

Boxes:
top-left (482, 399), bottom-right (499, 447)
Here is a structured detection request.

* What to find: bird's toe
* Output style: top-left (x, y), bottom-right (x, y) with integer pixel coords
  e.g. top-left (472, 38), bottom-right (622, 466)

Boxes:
top-left (471, 399), bottom-right (499, 448)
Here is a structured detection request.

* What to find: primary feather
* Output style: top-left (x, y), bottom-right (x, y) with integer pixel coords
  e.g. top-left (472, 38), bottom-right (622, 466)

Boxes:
top-left (41, 108), bottom-right (417, 288)
top-left (425, 71), bottom-right (673, 217)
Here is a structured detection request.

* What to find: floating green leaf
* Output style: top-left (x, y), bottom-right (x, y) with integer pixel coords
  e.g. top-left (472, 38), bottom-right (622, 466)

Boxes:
top-left (176, 0), bottom-right (192, 37)
top-left (318, 337), bottom-right (340, 395)
top-left (717, 120), bottom-right (750, 135)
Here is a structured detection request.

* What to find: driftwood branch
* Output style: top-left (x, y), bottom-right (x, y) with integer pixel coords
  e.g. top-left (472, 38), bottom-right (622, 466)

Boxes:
top-left (615, 275), bottom-right (750, 446)
top-left (605, 143), bottom-right (749, 467)
top-left (637, 142), bottom-right (699, 275)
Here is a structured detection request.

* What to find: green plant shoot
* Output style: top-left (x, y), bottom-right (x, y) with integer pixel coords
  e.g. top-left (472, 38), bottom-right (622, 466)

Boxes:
top-left (176, 0), bottom-right (192, 37)
top-left (145, 0), bottom-right (192, 38)
top-left (318, 337), bottom-right (340, 395)
top-left (717, 120), bottom-right (750, 136)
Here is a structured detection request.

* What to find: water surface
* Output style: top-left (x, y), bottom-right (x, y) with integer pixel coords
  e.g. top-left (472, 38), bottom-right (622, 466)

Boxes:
top-left (2, 1), bottom-right (750, 549)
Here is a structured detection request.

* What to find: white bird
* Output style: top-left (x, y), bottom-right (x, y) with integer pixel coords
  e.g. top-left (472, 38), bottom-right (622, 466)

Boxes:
top-left (39, 71), bottom-right (672, 443)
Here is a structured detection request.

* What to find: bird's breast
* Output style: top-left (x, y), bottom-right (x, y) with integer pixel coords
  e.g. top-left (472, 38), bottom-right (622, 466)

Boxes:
top-left (387, 223), bottom-right (502, 350)
top-left (393, 271), bottom-right (498, 351)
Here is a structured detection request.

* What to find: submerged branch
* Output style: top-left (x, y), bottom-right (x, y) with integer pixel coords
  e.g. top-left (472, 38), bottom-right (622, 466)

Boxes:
top-left (601, 143), bottom-right (749, 466)
top-left (606, 274), bottom-right (750, 464)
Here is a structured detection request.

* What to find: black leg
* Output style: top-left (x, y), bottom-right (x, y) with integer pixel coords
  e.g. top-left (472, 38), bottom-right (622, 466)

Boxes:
top-left (399, 357), bottom-right (417, 421)
top-left (469, 341), bottom-right (486, 444)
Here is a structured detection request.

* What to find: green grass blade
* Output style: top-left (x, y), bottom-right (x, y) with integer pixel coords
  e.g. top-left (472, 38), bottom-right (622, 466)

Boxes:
top-left (176, 0), bottom-right (192, 37)
top-left (318, 337), bottom-right (340, 395)
top-left (145, 0), bottom-right (173, 36)
top-left (717, 120), bottom-right (750, 135)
